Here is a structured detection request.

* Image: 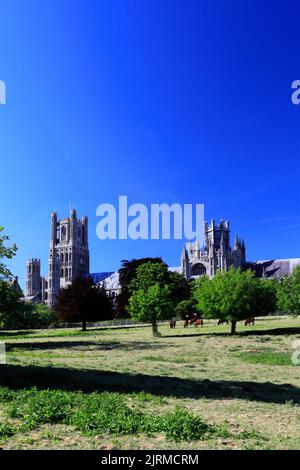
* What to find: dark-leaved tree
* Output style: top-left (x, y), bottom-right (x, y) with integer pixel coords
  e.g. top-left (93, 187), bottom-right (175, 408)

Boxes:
top-left (54, 277), bottom-right (113, 331)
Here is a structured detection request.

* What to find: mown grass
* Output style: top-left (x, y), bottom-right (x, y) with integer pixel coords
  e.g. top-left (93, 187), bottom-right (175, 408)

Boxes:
top-left (1, 317), bottom-right (300, 449)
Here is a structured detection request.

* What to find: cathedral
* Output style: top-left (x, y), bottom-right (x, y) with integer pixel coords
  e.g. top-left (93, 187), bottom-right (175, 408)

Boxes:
top-left (25, 209), bottom-right (300, 306)
top-left (26, 209), bottom-right (89, 306)
top-left (181, 219), bottom-right (245, 280)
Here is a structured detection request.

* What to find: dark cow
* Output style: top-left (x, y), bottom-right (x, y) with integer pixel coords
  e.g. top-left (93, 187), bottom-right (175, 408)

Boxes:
top-left (244, 317), bottom-right (255, 326)
top-left (169, 319), bottom-right (176, 329)
top-left (217, 319), bottom-right (229, 325)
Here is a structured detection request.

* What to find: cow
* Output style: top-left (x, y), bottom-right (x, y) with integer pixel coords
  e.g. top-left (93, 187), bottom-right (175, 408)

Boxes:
top-left (183, 319), bottom-right (189, 328)
top-left (217, 319), bottom-right (229, 325)
top-left (244, 317), bottom-right (255, 326)
top-left (169, 319), bottom-right (176, 329)
top-left (194, 319), bottom-right (203, 327)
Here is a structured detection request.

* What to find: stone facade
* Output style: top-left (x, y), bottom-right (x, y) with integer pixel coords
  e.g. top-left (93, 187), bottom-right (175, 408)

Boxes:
top-left (181, 219), bottom-right (246, 280)
top-left (25, 209), bottom-right (89, 306)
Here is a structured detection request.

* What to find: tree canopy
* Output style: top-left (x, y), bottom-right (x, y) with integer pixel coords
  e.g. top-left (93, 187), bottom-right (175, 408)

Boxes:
top-left (193, 267), bottom-right (277, 333)
top-left (54, 277), bottom-right (113, 330)
top-left (116, 257), bottom-right (165, 316)
top-left (127, 262), bottom-right (190, 335)
top-left (277, 266), bottom-right (300, 316)
top-left (0, 227), bottom-right (17, 279)
top-left (128, 283), bottom-right (173, 336)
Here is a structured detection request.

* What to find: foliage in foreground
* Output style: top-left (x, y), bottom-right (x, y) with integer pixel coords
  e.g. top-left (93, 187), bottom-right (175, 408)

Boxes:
top-left (0, 387), bottom-right (228, 442)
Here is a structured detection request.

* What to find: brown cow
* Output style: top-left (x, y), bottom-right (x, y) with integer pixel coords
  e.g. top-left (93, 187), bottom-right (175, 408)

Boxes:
top-left (217, 319), bottom-right (229, 325)
top-left (183, 319), bottom-right (189, 328)
top-left (244, 317), bottom-right (255, 326)
top-left (194, 319), bottom-right (203, 327)
top-left (169, 319), bottom-right (176, 329)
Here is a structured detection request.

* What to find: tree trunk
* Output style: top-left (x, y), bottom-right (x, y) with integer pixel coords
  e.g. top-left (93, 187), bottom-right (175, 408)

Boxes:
top-left (82, 320), bottom-right (87, 331)
top-left (152, 322), bottom-right (159, 337)
top-left (231, 320), bottom-right (237, 335)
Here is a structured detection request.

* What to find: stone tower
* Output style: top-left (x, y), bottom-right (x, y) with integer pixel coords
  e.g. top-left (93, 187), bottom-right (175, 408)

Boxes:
top-left (47, 209), bottom-right (89, 306)
top-left (26, 258), bottom-right (42, 299)
top-left (181, 219), bottom-right (246, 280)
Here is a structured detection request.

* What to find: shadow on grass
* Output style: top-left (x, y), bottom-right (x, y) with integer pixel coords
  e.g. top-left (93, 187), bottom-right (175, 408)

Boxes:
top-left (6, 340), bottom-right (170, 352)
top-left (1, 364), bottom-right (300, 404)
top-left (164, 326), bottom-right (300, 339)
top-left (0, 330), bottom-right (35, 338)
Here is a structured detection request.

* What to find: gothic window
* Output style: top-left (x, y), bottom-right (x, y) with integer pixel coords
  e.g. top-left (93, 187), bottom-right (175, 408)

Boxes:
top-left (61, 225), bottom-right (67, 241)
top-left (65, 252), bottom-right (68, 262)
top-left (191, 263), bottom-right (206, 276)
top-left (61, 268), bottom-right (64, 278)
top-left (61, 253), bottom-right (64, 262)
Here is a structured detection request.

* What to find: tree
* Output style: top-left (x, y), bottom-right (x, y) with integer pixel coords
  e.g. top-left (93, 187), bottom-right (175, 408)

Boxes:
top-left (193, 267), bottom-right (277, 334)
top-left (175, 299), bottom-right (197, 319)
top-left (54, 277), bottom-right (113, 331)
top-left (129, 262), bottom-right (170, 292)
top-left (0, 227), bottom-right (17, 279)
top-left (128, 284), bottom-right (173, 336)
top-left (29, 303), bottom-right (58, 328)
top-left (127, 262), bottom-right (190, 335)
top-left (167, 271), bottom-right (191, 305)
top-left (116, 257), bottom-right (166, 317)
top-left (0, 280), bottom-right (28, 328)
top-left (277, 266), bottom-right (300, 316)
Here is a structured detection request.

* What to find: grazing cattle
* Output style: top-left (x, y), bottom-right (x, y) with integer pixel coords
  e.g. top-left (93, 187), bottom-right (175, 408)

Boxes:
top-left (183, 319), bottom-right (189, 328)
top-left (194, 319), bottom-right (203, 327)
top-left (217, 319), bottom-right (229, 325)
top-left (169, 319), bottom-right (176, 329)
top-left (244, 317), bottom-right (255, 326)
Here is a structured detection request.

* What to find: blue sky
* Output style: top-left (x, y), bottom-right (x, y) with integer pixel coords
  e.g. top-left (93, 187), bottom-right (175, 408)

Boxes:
top-left (0, 0), bottom-right (300, 289)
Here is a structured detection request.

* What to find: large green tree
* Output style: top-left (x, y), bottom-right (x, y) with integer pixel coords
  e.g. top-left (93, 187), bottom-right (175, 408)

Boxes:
top-left (116, 257), bottom-right (165, 317)
top-left (0, 227), bottom-right (17, 279)
top-left (128, 283), bottom-right (173, 336)
top-left (277, 266), bottom-right (300, 316)
top-left (193, 267), bottom-right (277, 334)
top-left (127, 262), bottom-right (189, 335)
top-left (54, 277), bottom-right (113, 331)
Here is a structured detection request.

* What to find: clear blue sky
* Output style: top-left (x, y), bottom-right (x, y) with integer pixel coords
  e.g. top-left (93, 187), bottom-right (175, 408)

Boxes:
top-left (0, 0), bottom-right (300, 289)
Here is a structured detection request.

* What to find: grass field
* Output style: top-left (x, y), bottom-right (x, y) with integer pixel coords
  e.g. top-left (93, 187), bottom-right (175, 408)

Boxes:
top-left (1, 317), bottom-right (300, 450)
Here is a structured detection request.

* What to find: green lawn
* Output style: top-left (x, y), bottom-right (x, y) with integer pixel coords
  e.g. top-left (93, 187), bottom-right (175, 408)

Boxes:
top-left (1, 317), bottom-right (300, 449)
